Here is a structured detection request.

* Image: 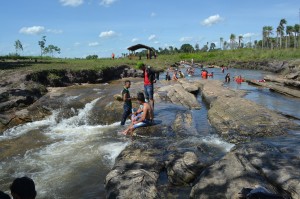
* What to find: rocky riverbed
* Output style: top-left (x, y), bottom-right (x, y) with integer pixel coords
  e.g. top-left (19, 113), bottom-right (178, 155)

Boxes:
top-left (1, 60), bottom-right (300, 198)
top-left (105, 78), bottom-right (299, 199)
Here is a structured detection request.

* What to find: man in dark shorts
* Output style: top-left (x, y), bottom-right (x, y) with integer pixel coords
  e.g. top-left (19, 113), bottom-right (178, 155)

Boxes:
top-left (120, 80), bottom-right (132, 125)
top-left (141, 64), bottom-right (155, 120)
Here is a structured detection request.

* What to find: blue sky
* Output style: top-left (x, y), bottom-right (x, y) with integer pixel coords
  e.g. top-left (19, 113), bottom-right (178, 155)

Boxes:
top-left (1, 0), bottom-right (299, 58)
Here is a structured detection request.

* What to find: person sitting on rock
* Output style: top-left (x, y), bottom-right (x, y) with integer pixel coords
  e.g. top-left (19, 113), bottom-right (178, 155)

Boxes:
top-left (122, 92), bottom-right (152, 136)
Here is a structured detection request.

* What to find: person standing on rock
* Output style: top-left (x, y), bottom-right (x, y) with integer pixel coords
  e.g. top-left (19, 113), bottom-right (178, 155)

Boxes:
top-left (141, 64), bottom-right (155, 120)
top-left (122, 92), bottom-right (152, 136)
top-left (120, 80), bottom-right (132, 125)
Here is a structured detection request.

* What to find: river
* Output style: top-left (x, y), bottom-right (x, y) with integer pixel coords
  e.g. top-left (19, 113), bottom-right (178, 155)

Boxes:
top-left (0, 67), bottom-right (299, 198)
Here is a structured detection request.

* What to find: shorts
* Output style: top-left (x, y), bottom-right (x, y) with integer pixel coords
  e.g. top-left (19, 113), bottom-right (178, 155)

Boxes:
top-left (131, 112), bottom-right (142, 121)
top-left (144, 84), bottom-right (154, 100)
top-left (133, 119), bottom-right (152, 129)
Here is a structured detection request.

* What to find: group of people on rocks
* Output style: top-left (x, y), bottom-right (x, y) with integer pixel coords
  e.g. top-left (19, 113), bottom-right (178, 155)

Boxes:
top-left (0, 176), bottom-right (36, 199)
top-left (120, 64), bottom-right (155, 136)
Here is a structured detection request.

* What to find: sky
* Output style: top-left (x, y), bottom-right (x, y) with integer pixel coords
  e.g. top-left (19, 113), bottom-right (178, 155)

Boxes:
top-left (1, 0), bottom-right (299, 58)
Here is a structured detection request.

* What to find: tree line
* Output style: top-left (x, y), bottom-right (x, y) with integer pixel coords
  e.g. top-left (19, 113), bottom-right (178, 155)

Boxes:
top-left (156, 18), bottom-right (299, 55)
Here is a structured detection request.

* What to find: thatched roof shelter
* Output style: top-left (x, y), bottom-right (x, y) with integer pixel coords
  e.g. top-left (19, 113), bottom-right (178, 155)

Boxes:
top-left (127, 44), bottom-right (155, 53)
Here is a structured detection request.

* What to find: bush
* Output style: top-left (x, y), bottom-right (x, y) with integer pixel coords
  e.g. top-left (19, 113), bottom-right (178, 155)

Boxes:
top-left (135, 61), bottom-right (144, 70)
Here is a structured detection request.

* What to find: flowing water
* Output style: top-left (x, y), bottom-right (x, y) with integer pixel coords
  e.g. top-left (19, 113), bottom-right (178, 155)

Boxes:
top-left (0, 67), bottom-right (300, 198)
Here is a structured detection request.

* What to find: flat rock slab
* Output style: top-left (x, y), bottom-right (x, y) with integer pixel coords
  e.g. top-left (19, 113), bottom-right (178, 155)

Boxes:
top-left (247, 80), bottom-right (300, 98)
top-left (265, 75), bottom-right (300, 88)
top-left (157, 84), bottom-right (201, 109)
top-left (194, 80), bottom-right (246, 105)
top-left (208, 96), bottom-right (295, 143)
top-left (190, 142), bottom-right (299, 199)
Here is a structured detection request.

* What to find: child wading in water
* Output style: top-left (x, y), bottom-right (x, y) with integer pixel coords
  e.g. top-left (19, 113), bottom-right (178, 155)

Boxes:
top-left (122, 92), bottom-right (153, 136)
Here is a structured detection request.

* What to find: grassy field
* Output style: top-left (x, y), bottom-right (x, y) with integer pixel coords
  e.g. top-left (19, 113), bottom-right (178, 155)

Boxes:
top-left (1, 48), bottom-right (300, 73)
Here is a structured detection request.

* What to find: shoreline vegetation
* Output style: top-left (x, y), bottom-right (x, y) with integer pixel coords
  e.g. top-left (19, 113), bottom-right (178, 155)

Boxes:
top-left (1, 48), bottom-right (300, 74)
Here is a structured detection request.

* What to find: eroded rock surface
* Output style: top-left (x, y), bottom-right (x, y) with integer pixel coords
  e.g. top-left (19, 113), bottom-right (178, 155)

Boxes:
top-left (190, 142), bottom-right (299, 199)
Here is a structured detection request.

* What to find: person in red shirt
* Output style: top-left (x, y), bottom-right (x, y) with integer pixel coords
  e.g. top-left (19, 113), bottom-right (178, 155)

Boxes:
top-left (141, 64), bottom-right (155, 121)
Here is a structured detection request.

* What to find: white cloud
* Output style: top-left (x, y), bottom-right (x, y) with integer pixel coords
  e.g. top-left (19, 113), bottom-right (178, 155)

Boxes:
top-left (201, 14), bottom-right (223, 26)
top-left (99, 30), bottom-right (116, 38)
top-left (179, 37), bottom-right (193, 42)
top-left (243, 33), bottom-right (256, 38)
top-left (88, 42), bottom-right (100, 46)
top-left (60, 0), bottom-right (84, 7)
top-left (47, 29), bottom-right (63, 34)
top-left (19, 26), bottom-right (45, 35)
top-left (100, 0), bottom-right (117, 7)
top-left (154, 41), bottom-right (160, 44)
top-left (151, 12), bottom-right (157, 17)
top-left (131, 38), bottom-right (139, 42)
top-left (148, 34), bottom-right (156, 41)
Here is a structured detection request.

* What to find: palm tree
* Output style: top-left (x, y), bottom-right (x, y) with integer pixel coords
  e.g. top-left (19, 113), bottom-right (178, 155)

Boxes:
top-left (278, 19), bottom-right (287, 48)
top-left (294, 24), bottom-right (300, 48)
top-left (238, 35), bottom-right (243, 48)
top-left (286, 25), bottom-right (294, 48)
top-left (230, 34), bottom-right (236, 49)
top-left (263, 26), bottom-right (273, 48)
top-left (220, 37), bottom-right (224, 49)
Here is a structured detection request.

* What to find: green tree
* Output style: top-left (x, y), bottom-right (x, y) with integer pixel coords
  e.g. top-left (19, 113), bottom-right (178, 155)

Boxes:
top-left (180, 44), bottom-right (194, 53)
top-left (14, 39), bottom-right (23, 55)
top-left (230, 34), bottom-right (236, 49)
top-left (278, 19), bottom-right (287, 48)
top-left (38, 36), bottom-right (46, 57)
top-left (286, 25), bottom-right (294, 48)
top-left (209, 43), bottom-right (216, 51)
top-left (262, 26), bottom-right (273, 48)
top-left (238, 35), bottom-right (243, 48)
top-left (44, 45), bottom-right (61, 57)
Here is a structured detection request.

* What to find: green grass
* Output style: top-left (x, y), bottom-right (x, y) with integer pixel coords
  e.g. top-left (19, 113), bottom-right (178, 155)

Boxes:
top-left (1, 48), bottom-right (299, 75)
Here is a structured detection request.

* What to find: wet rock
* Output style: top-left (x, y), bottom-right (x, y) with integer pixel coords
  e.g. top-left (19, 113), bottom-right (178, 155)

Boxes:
top-left (208, 96), bottom-right (294, 143)
top-left (265, 75), bottom-right (300, 88)
top-left (166, 151), bottom-right (200, 185)
top-left (195, 80), bottom-right (246, 105)
top-left (247, 80), bottom-right (300, 98)
top-left (105, 145), bottom-right (163, 199)
top-left (190, 142), bottom-right (296, 199)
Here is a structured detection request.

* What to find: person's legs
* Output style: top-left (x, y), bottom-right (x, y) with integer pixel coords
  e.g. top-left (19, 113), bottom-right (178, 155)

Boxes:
top-left (148, 85), bottom-right (154, 119)
top-left (144, 85), bottom-right (150, 102)
top-left (121, 105), bottom-right (131, 125)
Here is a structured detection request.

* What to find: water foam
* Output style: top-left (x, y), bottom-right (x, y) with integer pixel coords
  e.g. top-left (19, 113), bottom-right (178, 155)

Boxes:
top-left (202, 135), bottom-right (234, 152)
